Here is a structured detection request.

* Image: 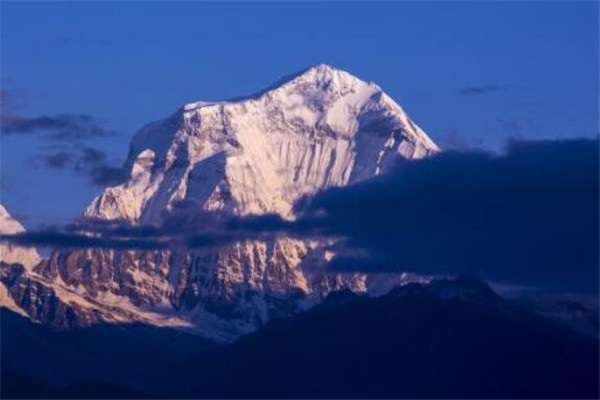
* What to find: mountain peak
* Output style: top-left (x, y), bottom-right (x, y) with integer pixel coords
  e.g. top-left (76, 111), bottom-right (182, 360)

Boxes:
top-left (289, 63), bottom-right (367, 83)
top-left (307, 62), bottom-right (337, 72)
top-left (182, 63), bottom-right (374, 112)
top-left (95, 65), bottom-right (439, 222)
top-left (0, 204), bottom-right (41, 270)
top-left (0, 204), bottom-right (11, 219)
top-left (271, 63), bottom-right (377, 94)
top-left (0, 204), bottom-right (25, 235)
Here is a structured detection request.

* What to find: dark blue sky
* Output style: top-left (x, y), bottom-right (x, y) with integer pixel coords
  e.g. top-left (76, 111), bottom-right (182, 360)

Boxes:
top-left (1, 1), bottom-right (598, 228)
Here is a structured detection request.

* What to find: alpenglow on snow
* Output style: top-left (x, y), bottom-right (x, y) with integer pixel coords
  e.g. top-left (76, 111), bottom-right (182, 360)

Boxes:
top-left (0, 64), bottom-right (439, 342)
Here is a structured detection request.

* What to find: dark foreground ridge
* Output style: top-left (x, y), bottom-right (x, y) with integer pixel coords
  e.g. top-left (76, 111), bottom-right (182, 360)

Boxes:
top-left (2, 277), bottom-right (599, 399)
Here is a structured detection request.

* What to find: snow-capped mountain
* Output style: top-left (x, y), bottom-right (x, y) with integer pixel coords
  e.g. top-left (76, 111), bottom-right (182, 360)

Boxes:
top-left (1, 64), bottom-right (439, 341)
top-left (0, 205), bottom-right (41, 269)
top-left (0, 204), bottom-right (42, 317)
top-left (85, 64), bottom-right (437, 222)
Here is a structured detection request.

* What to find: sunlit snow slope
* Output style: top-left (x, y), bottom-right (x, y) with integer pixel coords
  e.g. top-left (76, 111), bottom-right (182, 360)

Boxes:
top-left (2, 65), bottom-right (439, 341)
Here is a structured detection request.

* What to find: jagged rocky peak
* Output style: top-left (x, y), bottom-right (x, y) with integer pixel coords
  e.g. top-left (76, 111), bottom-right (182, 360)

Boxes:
top-left (85, 64), bottom-right (439, 222)
top-left (0, 204), bottom-right (41, 269)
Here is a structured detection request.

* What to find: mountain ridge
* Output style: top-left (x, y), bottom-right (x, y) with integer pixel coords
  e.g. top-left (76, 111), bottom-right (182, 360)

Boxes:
top-left (3, 277), bottom-right (597, 399)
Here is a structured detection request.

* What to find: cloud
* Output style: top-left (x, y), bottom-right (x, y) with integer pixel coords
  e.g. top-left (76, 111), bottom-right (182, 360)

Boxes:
top-left (1, 114), bottom-right (119, 141)
top-left (33, 146), bottom-right (128, 187)
top-left (1, 89), bottom-right (127, 186)
top-left (457, 84), bottom-right (512, 95)
top-left (0, 212), bottom-right (287, 252)
top-left (1, 230), bottom-right (169, 251)
top-left (41, 151), bottom-right (73, 169)
top-left (74, 147), bottom-right (129, 186)
top-left (85, 165), bottom-right (129, 186)
top-left (1, 138), bottom-right (597, 292)
top-left (296, 137), bottom-right (599, 292)
top-left (1, 90), bottom-right (119, 142)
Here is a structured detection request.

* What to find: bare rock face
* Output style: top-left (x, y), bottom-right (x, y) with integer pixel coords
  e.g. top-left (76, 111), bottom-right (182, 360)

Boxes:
top-left (2, 65), bottom-right (439, 341)
top-left (0, 262), bottom-right (102, 328)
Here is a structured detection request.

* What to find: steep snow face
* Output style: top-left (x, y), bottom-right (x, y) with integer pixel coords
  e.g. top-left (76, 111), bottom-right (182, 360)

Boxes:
top-left (85, 64), bottom-right (438, 222)
top-left (7, 65), bottom-right (439, 341)
top-left (0, 204), bottom-right (41, 269)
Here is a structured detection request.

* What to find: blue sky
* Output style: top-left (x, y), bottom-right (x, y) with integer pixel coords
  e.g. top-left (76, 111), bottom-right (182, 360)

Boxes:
top-left (1, 1), bottom-right (598, 228)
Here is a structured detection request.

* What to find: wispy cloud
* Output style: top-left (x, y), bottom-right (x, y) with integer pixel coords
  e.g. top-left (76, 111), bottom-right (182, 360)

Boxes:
top-left (1, 114), bottom-right (119, 141)
top-left (85, 164), bottom-right (129, 186)
top-left (40, 151), bottom-right (73, 169)
top-left (2, 89), bottom-right (127, 186)
top-left (457, 84), bottom-right (512, 96)
top-left (33, 146), bottom-right (128, 187)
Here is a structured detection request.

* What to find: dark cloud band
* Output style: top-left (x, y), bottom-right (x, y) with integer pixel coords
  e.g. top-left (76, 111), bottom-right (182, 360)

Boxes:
top-left (299, 138), bottom-right (599, 292)
top-left (1, 138), bottom-right (597, 292)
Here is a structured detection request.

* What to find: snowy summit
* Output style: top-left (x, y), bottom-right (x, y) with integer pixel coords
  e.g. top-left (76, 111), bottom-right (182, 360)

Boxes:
top-left (2, 65), bottom-right (439, 341)
top-left (86, 64), bottom-right (439, 222)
